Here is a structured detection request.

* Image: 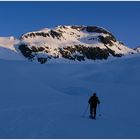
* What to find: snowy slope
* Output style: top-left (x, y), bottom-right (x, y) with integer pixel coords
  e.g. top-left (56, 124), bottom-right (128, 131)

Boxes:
top-left (0, 54), bottom-right (140, 138)
top-left (0, 37), bottom-right (24, 60)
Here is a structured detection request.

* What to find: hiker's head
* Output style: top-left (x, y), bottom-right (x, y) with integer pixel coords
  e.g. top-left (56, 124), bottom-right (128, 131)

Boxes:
top-left (93, 93), bottom-right (96, 96)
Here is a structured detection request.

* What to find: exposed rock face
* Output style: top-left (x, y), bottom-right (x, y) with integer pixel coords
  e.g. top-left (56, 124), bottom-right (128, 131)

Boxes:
top-left (18, 25), bottom-right (136, 63)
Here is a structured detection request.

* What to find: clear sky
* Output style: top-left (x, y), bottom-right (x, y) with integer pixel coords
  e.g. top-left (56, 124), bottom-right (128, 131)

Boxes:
top-left (0, 1), bottom-right (140, 48)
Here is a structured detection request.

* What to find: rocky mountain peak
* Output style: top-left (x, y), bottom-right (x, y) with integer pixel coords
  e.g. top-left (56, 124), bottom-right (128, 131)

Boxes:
top-left (0, 25), bottom-right (138, 63)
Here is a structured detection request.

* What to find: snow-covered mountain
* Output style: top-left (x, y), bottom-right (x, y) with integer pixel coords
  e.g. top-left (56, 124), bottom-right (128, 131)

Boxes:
top-left (0, 25), bottom-right (140, 138)
top-left (0, 37), bottom-right (24, 60)
top-left (0, 25), bottom-right (138, 63)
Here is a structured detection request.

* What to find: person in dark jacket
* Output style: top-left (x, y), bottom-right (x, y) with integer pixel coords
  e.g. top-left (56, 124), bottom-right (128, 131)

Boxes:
top-left (88, 93), bottom-right (100, 119)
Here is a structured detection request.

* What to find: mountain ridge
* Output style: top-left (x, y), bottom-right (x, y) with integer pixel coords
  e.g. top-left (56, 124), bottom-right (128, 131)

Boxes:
top-left (0, 25), bottom-right (138, 63)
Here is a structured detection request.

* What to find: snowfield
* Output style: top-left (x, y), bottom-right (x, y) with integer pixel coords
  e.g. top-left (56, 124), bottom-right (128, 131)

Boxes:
top-left (0, 54), bottom-right (140, 138)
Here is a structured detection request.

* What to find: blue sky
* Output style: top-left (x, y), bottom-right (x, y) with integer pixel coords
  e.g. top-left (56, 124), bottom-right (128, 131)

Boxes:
top-left (0, 1), bottom-right (140, 48)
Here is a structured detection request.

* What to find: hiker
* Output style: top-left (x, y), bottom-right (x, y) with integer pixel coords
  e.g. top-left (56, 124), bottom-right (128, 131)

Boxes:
top-left (88, 93), bottom-right (100, 119)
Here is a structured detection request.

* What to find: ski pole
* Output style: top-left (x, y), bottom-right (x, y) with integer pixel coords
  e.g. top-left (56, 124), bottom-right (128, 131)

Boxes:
top-left (98, 104), bottom-right (101, 116)
top-left (82, 104), bottom-right (89, 117)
